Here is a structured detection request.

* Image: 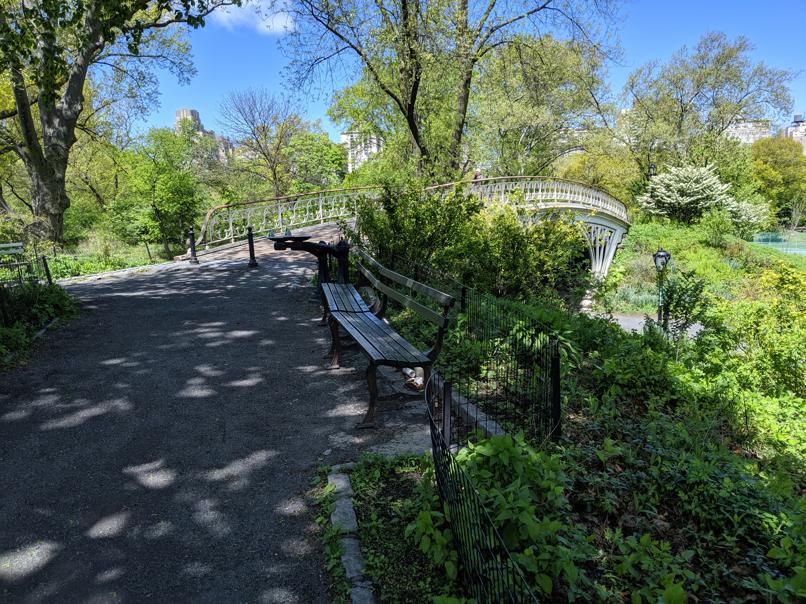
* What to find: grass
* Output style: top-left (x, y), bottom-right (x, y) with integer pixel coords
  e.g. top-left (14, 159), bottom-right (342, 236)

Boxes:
top-left (601, 221), bottom-right (806, 314)
top-left (347, 455), bottom-right (459, 603)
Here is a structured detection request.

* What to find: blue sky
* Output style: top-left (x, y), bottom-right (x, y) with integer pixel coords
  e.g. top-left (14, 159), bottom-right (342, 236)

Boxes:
top-left (141, 0), bottom-right (806, 141)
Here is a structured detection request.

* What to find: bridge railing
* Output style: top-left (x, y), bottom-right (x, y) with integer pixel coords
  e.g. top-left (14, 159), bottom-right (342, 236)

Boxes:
top-left (195, 176), bottom-right (629, 249)
top-left (196, 186), bottom-right (381, 249)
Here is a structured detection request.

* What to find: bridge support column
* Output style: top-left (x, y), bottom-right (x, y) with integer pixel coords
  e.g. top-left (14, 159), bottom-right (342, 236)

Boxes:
top-left (579, 221), bottom-right (626, 280)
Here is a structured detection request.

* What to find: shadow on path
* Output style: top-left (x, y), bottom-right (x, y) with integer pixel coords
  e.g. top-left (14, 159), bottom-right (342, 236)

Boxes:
top-left (0, 241), bottom-right (423, 603)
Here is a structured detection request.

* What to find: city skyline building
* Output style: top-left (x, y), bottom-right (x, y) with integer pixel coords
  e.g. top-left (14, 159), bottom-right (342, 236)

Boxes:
top-left (783, 113), bottom-right (806, 154)
top-left (340, 131), bottom-right (382, 172)
top-left (724, 119), bottom-right (771, 145)
top-left (174, 108), bottom-right (234, 161)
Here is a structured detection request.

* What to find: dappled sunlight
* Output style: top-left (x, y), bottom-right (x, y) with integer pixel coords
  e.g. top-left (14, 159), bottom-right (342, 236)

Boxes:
top-left (123, 460), bottom-right (177, 489)
top-left (202, 450), bottom-right (276, 490)
top-left (192, 498), bottom-right (231, 537)
top-left (0, 541), bottom-right (61, 582)
top-left (85, 512), bottom-right (130, 539)
top-left (274, 496), bottom-right (308, 517)
top-left (0, 231), bottom-right (422, 601)
top-left (39, 399), bottom-right (132, 430)
top-left (94, 567), bottom-right (125, 584)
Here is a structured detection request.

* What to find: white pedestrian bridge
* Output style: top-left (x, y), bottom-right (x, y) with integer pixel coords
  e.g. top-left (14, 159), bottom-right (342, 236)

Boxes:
top-left (195, 176), bottom-right (630, 278)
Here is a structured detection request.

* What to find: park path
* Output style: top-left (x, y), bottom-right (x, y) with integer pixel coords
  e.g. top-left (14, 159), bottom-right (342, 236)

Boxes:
top-left (0, 226), bottom-right (428, 603)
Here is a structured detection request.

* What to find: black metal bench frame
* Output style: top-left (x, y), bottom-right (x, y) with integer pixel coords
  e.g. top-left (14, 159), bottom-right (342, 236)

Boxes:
top-left (322, 249), bottom-right (455, 428)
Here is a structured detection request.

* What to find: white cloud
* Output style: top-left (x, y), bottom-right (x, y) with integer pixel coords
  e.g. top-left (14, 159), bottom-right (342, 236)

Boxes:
top-left (209, 0), bottom-right (293, 35)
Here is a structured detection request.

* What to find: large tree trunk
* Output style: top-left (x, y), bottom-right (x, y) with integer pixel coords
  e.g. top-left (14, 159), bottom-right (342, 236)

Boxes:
top-left (27, 158), bottom-right (70, 241)
top-left (448, 64), bottom-right (474, 173)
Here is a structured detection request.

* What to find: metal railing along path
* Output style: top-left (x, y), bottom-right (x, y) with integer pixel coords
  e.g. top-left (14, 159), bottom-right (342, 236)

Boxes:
top-left (195, 177), bottom-right (629, 248)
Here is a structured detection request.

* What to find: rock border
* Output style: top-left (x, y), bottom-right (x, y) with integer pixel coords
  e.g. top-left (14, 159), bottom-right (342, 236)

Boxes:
top-left (327, 462), bottom-right (377, 604)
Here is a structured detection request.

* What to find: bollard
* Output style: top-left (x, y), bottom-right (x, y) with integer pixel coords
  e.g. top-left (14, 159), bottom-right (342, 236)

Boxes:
top-left (247, 226), bottom-right (258, 268)
top-left (188, 227), bottom-right (199, 264)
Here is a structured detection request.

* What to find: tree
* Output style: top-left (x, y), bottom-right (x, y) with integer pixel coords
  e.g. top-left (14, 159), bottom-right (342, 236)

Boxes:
top-left (111, 127), bottom-right (199, 257)
top-left (219, 89), bottom-right (302, 197)
top-left (286, 130), bottom-right (346, 192)
top-left (0, 0), bottom-right (237, 242)
top-left (637, 164), bottom-right (731, 224)
top-left (751, 137), bottom-right (806, 223)
top-left (473, 35), bottom-right (607, 176)
top-left (285, 0), bottom-right (617, 175)
top-left (620, 33), bottom-right (793, 177)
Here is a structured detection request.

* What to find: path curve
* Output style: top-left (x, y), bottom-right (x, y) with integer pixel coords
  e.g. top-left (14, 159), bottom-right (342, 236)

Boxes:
top-left (0, 225), bottom-right (428, 603)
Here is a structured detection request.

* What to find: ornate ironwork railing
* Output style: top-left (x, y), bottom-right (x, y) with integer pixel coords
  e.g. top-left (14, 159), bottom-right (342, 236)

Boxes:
top-left (195, 176), bottom-right (629, 249)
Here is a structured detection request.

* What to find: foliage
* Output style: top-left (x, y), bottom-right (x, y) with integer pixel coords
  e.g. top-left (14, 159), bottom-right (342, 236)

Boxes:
top-left (314, 477), bottom-right (350, 603)
top-left (0, 283), bottom-right (78, 365)
top-left (473, 35), bottom-right (607, 176)
top-left (620, 32), bottom-right (793, 175)
top-left (444, 202), bottom-right (591, 305)
top-left (350, 180), bottom-right (482, 268)
top-left (349, 454), bottom-right (461, 602)
top-left (751, 137), bottom-right (806, 223)
top-left (291, 0), bottom-right (617, 174)
top-left (109, 127), bottom-right (201, 256)
top-left (0, 0), bottom-right (233, 240)
top-left (637, 165), bottom-right (731, 224)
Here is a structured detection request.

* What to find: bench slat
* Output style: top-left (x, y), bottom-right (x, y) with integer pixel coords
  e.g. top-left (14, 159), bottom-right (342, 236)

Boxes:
top-left (355, 249), bottom-right (454, 307)
top-left (335, 310), bottom-right (423, 363)
top-left (356, 262), bottom-right (448, 328)
top-left (321, 283), bottom-right (369, 313)
top-left (331, 311), bottom-right (427, 365)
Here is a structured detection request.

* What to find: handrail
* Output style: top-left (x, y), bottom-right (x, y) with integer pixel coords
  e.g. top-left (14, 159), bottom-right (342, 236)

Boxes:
top-left (194, 176), bottom-right (629, 249)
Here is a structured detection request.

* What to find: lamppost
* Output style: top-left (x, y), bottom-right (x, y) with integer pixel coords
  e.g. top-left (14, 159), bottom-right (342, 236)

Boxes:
top-left (653, 248), bottom-right (671, 324)
top-left (649, 163), bottom-right (657, 178)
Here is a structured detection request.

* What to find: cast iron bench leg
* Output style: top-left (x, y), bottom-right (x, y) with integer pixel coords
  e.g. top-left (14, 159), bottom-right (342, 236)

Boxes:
top-left (328, 316), bottom-right (341, 369)
top-left (359, 362), bottom-right (378, 429)
top-left (318, 287), bottom-right (329, 326)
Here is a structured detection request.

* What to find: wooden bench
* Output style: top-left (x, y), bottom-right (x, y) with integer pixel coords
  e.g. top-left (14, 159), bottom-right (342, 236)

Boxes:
top-left (324, 249), bottom-right (455, 428)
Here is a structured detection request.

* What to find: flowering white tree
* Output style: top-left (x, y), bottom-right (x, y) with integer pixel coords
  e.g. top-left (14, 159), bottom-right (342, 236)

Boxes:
top-left (638, 164), bottom-right (732, 223)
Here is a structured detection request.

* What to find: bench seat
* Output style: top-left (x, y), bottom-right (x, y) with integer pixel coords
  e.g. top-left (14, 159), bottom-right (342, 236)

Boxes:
top-left (329, 310), bottom-right (429, 365)
top-left (320, 282), bottom-right (371, 313)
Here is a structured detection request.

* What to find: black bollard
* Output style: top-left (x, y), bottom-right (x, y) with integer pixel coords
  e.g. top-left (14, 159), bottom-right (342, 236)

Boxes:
top-left (247, 226), bottom-right (258, 268)
top-left (188, 227), bottom-right (199, 264)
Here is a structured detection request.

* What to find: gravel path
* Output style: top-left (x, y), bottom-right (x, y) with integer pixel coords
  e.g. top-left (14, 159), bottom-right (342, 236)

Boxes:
top-left (0, 227), bottom-right (430, 603)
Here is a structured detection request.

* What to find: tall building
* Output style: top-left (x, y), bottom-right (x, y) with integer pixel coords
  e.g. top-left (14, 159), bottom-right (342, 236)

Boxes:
top-left (175, 108), bottom-right (203, 131)
top-left (340, 132), bottom-right (382, 172)
top-left (724, 119), bottom-right (770, 145)
top-left (783, 114), bottom-right (806, 154)
top-left (174, 108), bottom-right (234, 162)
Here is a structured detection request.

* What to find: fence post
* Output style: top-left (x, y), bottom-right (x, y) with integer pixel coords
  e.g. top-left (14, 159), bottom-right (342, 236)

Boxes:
top-left (41, 256), bottom-right (52, 285)
top-left (247, 226), bottom-right (258, 268)
top-left (188, 227), bottom-right (199, 265)
top-left (442, 379), bottom-right (452, 446)
top-left (550, 341), bottom-right (562, 441)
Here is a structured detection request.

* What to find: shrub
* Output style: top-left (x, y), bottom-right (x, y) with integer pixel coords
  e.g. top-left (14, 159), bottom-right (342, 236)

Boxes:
top-left (638, 165), bottom-right (731, 223)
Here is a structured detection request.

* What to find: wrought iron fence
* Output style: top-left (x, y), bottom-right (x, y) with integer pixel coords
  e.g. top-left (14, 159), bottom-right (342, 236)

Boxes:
top-left (388, 256), bottom-right (562, 444)
top-left (0, 253), bottom-right (52, 288)
top-left (426, 373), bottom-right (539, 603)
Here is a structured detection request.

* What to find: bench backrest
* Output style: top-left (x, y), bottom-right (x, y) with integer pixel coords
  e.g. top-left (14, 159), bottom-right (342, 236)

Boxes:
top-left (0, 243), bottom-right (24, 256)
top-left (354, 248), bottom-right (455, 360)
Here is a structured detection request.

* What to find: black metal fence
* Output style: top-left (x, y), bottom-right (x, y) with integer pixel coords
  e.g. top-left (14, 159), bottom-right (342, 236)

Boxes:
top-left (388, 255), bottom-right (562, 444)
top-left (426, 373), bottom-right (539, 603)
top-left (0, 253), bottom-right (52, 288)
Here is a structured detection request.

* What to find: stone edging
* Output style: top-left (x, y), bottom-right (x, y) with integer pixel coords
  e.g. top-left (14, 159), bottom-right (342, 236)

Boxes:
top-left (327, 462), bottom-right (376, 604)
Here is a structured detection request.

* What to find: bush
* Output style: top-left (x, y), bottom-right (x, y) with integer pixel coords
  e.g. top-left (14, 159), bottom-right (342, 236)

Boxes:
top-left (444, 202), bottom-right (592, 305)
top-left (638, 165), bottom-right (731, 224)
top-left (0, 283), bottom-right (78, 364)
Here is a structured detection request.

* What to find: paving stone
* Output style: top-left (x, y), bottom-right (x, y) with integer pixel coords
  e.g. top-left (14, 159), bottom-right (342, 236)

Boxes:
top-left (327, 472), bottom-right (354, 498)
top-left (339, 537), bottom-right (366, 581)
top-left (331, 497), bottom-right (358, 534)
top-left (350, 581), bottom-right (377, 604)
